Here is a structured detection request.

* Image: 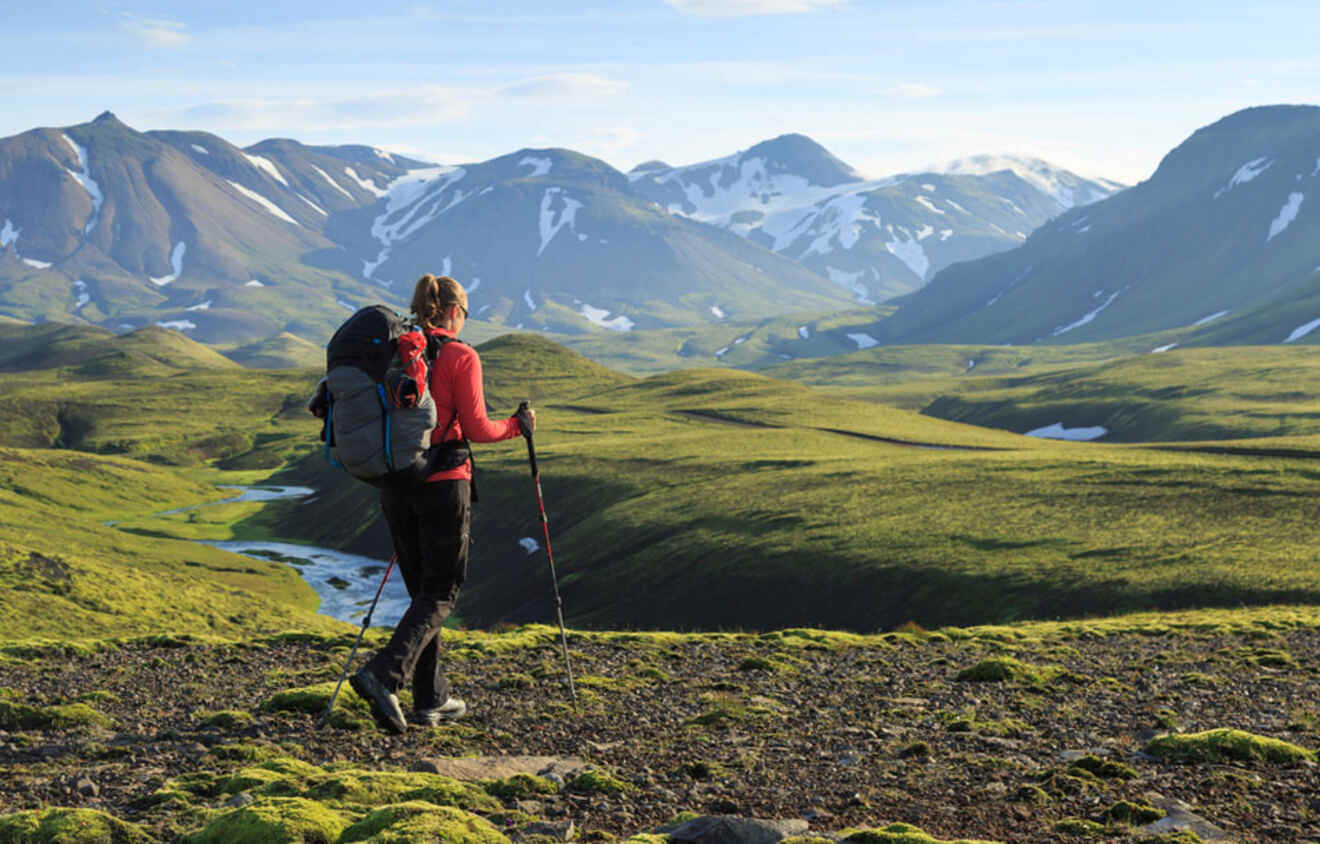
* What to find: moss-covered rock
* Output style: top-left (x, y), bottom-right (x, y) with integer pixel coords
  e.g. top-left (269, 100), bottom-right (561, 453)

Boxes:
top-left (1104, 800), bottom-right (1165, 824)
top-left (839, 822), bottom-right (1003, 843)
top-left (261, 683), bottom-right (363, 717)
top-left (198, 709), bottom-right (256, 730)
top-left (1053, 817), bottom-right (1104, 835)
top-left (1145, 728), bottom-right (1317, 764)
top-left (570, 769), bottom-right (634, 795)
top-left (1067, 754), bottom-right (1138, 780)
top-left (0, 700), bottom-right (113, 730)
top-left (0, 807), bottom-right (153, 843)
top-left (337, 802), bottom-right (510, 843)
top-left (184, 797), bottom-right (346, 844)
top-left (304, 770), bottom-right (500, 811)
top-left (482, 773), bottom-right (561, 799)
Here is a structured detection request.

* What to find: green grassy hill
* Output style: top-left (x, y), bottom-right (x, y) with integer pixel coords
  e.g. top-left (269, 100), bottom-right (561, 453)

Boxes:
top-left (222, 332), bottom-right (323, 370)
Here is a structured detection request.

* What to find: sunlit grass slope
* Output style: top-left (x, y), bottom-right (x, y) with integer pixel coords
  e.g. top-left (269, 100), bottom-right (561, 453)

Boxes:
top-left (0, 447), bottom-right (339, 639)
top-left (908, 346), bottom-right (1320, 442)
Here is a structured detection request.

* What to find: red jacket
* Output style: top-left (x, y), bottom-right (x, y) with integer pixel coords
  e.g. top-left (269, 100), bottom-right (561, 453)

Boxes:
top-left (425, 327), bottom-right (520, 482)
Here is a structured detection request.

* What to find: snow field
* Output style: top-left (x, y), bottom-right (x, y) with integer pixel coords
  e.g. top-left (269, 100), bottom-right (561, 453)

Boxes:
top-left (1267, 193), bottom-right (1304, 242)
top-left (61, 134), bottom-right (104, 235)
top-left (245, 280), bottom-right (264, 288)
top-left (1052, 289), bottom-right (1121, 336)
top-left (72, 280), bottom-right (90, 310)
top-left (227, 181), bottom-right (298, 225)
top-left (846, 332), bottom-right (878, 350)
top-left (1, 219), bottom-right (18, 248)
top-left (798, 326), bottom-right (810, 339)
top-left (311, 166), bottom-right (353, 200)
top-left (149, 242), bottom-right (187, 286)
top-left (1214, 157), bottom-right (1272, 199)
top-left (190, 144), bottom-right (209, 155)
top-left (710, 305), bottom-right (726, 319)
top-left (519, 156), bottom-right (552, 177)
top-left (1151, 343), bottom-right (1178, 353)
top-left (185, 300), bottom-right (211, 312)
top-left (244, 153), bottom-right (289, 187)
top-left (344, 167), bottom-right (388, 198)
top-left (884, 230), bottom-right (930, 280)
top-left (825, 266), bottom-right (874, 305)
top-left (363, 166), bottom-right (465, 279)
top-left (22, 258), bottom-right (52, 269)
top-left (538, 187), bottom-right (584, 256)
top-left (156, 319), bottom-right (197, 332)
top-left (1283, 318), bottom-right (1320, 343)
top-left (1025, 422), bottom-right (1107, 441)
top-left (1192, 310), bottom-right (1228, 327)
top-left (579, 303), bottom-right (634, 331)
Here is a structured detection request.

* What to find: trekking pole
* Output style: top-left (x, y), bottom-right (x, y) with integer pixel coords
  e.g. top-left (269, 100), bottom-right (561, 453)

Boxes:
top-left (518, 401), bottom-right (578, 710)
top-left (320, 554), bottom-right (396, 726)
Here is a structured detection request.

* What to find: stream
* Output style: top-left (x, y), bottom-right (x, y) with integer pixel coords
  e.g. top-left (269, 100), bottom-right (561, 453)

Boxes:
top-left (171, 485), bottom-right (410, 627)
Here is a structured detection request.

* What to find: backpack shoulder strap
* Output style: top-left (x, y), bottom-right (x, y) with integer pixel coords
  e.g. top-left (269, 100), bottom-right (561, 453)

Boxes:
top-left (425, 332), bottom-right (464, 363)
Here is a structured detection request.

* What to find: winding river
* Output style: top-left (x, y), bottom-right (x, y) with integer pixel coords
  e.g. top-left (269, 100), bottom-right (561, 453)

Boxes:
top-left (187, 486), bottom-right (410, 627)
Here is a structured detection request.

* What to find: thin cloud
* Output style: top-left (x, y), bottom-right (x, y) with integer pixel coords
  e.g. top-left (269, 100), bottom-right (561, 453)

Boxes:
top-left (498, 73), bottom-right (628, 101)
top-left (120, 15), bottom-right (191, 48)
top-left (879, 83), bottom-right (944, 99)
top-left (665, 0), bottom-right (846, 17)
top-left (166, 89), bottom-right (473, 133)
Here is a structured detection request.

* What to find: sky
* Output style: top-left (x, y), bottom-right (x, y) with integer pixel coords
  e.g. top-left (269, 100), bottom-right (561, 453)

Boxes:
top-left (4, 1), bottom-right (1318, 185)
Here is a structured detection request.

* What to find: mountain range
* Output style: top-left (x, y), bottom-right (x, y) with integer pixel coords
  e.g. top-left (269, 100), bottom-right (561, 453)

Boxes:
top-left (0, 112), bottom-right (1120, 346)
top-left (868, 105), bottom-right (1320, 349)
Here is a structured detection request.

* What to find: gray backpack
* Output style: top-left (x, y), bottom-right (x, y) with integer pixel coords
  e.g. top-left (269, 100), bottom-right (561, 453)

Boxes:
top-left (317, 305), bottom-right (467, 487)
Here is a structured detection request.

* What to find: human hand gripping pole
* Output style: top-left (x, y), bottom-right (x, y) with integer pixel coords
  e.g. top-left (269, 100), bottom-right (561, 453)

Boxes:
top-left (517, 401), bottom-right (578, 710)
top-left (320, 554), bottom-right (396, 726)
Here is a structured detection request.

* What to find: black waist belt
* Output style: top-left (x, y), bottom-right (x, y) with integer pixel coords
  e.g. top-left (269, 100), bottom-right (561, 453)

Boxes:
top-left (426, 440), bottom-right (471, 473)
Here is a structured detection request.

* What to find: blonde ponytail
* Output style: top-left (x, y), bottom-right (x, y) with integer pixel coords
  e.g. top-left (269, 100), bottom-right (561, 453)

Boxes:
top-left (411, 274), bottom-right (467, 329)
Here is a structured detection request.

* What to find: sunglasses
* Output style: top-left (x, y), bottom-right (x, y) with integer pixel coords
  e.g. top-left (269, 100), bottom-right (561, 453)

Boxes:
top-left (455, 303), bottom-right (469, 319)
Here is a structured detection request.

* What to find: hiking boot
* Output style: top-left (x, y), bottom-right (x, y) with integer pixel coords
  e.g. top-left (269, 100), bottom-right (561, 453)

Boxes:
top-left (349, 667), bottom-right (406, 735)
top-left (407, 697), bottom-right (467, 726)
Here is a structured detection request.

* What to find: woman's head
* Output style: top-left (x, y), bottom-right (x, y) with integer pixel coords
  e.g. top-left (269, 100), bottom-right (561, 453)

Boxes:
top-left (410, 274), bottom-right (468, 330)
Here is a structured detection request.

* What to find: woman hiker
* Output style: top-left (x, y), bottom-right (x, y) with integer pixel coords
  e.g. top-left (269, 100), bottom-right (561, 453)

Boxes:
top-left (351, 273), bottom-right (533, 734)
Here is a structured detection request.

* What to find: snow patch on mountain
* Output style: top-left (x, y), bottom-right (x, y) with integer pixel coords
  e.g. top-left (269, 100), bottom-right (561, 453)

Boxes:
top-left (826, 266), bottom-right (874, 304)
top-left (312, 165), bottom-right (353, 200)
top-left (537, 187), bottom-right (583, 256)
top-left (1214, 157), bottom-right (1272, 198)
top-left (61, 134), bottom-right (103, 235)
top-left (1267, 192), bottom-right (1304, 241)
top-left (884, 232), bottom-right (929, 279)
top-left (156, 319), bottom-right (197, 332)
top-left (22, 258), bottom-right (52, 269)
top-left (336, 299), bottom-right (355, 312)
top-left (1052, 289), bottom-right (1121, 336)
top-left (916, 196), bottom-right (944, 215)
top-left (227, 180), bottom-right (298, 225)
top-left (149, 242), bottom-right (188, 286)
top-left (798, 325), bottom-right (809, 339)
top-left (185, 300), bottom-right (212, 312)
top-left (190, 144), bottom-right (209, 155)
top-left (938, 155), bottom-right (1095, 208)
top-left (245, 279), bottom-right (264, 287)
top-left (344, 167), bottom-right (388, 197)
top-left (297, 194), bottom-right (328, 216)
top-left (711, 305), bottom-right (726, 319)
top-left (1192, 310), bottom-right (1228, 326)
top-left (72, 280), bottom-right (89, 310)
top-left (244, 153), bottom-right (289, 187)
top-left (847, 332), bottom-right (878, 350)
top-left (939, 229), bottom-right (953, 240)
top-left (523, 290), bottom-right (537, 311)
top-left (580, 303), bottom-right (634, 331)
top-left (1284, 317), bottom-right (1320, 343)
top-left (0, 219), bottom-right (18, 249)
top-left (519, 156), bottom-right (552, 177)
top-left (363, 166), bottom-right (466, 280)
top-left (468, 277), bottom-right (480, 293)
top-left (1025, 422), bottom-right (1107, 441)
top-left (1151, 343), bottom-right (1178, 353)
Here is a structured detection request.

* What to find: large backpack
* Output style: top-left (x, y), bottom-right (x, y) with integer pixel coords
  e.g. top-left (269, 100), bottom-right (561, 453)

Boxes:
top-left (319, 305), bottom-right (467, 487)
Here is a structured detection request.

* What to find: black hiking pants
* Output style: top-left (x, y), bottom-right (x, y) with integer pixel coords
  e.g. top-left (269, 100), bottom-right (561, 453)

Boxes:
top-left (365, 479), bottom-right (470, 711)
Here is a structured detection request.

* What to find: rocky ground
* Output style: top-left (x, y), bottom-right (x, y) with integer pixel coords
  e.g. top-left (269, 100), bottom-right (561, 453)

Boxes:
top-left (1, 623), bottom-right (1318, 842)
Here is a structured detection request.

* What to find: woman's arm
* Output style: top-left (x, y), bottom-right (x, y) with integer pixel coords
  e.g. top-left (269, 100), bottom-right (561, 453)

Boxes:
top-left (450, 348), bottom-right (521, 443)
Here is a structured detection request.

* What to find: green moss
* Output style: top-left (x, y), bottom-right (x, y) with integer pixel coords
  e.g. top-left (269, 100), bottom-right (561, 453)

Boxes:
top-left (198, 709), bottom-right (256, 730)
top-left (184, 796), bottom-right (346, 844)
top-left (570, 769), bottom-right (634, 795)
top-left (0, 700), bottom-right (113, 730)
top-left (77, 690), bottom-right (121, 704)
top-left (684, 702), bottom-right (773, 728)
top-left (620, 836), bottom-right (669, 844)
top-left (261, 682), bottom-right (364, 717)
top-left (497, 673), bottom-right (535, 690)
top-left (1105, 800), bottom-right (1166, 825)
top-left (737, 656), bottom-right (784, 672)
top-left (1145, 728), bottom-right (1317, 764)
top-left (483, 773), bottom-right (561, 799)
top-left (338, 802), bottom-right (510, 843)
top-left (304, 770), bottom-right (500, 811)
top-left (1067, 755), bottom-right (1138, 780)
top-left (954, 658), bottom-right (1025, 682)
top-left (0, 807), bottom-right (153, 843)
top-left (1009, 785), bottom-right (1050, 805)
top-left (839, 822), bottom-right (1003, 843)
top-left (211, 743), bottom-right (277, 762)
top-left (1053, 818), bottom-right (1104, 835)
